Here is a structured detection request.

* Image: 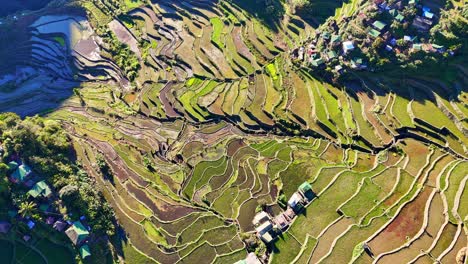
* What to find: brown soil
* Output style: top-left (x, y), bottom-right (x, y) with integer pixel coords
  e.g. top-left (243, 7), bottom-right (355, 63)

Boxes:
top-left (126, 182), bottom-right (199, 221)
top-left (227, 139), bottom-right (246, 156)
top-left (310, 217), bottom-right (355, 263)
top-left (368, 187), bottom-right (432, 255)
top-left (378, 192), bottom-right (445, 263)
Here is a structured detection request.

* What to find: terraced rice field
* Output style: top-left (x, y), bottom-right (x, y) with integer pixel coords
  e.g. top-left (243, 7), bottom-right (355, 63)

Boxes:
top-left (0, 0), bottom-right (466, 263)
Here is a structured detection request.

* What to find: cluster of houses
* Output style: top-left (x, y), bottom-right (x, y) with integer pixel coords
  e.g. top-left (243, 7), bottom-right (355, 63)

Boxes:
top-left (0, 160), bottom-right (92, 259)
top-left (253, 182), bottom-right (314, 243)
top-left (234, 182), bottom-right (314, 264)
top-left (292, 0), bottom-right (447, 74)
top-left (371, 0), bottom-right (445, 53)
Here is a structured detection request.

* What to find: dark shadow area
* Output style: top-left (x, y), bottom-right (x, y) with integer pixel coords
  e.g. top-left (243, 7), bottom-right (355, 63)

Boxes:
top-left (228, 0), bottom-right (285, 31)
top-left (0, 0), bottom-right (53, 17)
top-left (0, 7), bottom-right (128, 117)
top-left (294, 0), bottom-right (348, 26)
top-left (151, 0), bottom-right (285, 31)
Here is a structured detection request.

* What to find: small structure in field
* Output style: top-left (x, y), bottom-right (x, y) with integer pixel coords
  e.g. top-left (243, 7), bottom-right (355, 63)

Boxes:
top-left (27, 180), bottom-right (52, 199)
top-left (53, 220), bottom-right (68, 232)
top-left (0, 221), bottom-right (11, 234)
top-left (10, 164), bottom-right (32, 183)
top-left (255, 221), bottom-right (274, 243)
top-left (234, 252), bottom-right (262, 264)
top-left (252, 211), bottom-right (270, 226)
top-left (288, 192), bottom-right (304, 212)
top-left (342, 41), bottom-right (355, 53)
top-left (79, 245), bottom-right (92, 259)
top-left (65, 221), bottom-right (89, 245)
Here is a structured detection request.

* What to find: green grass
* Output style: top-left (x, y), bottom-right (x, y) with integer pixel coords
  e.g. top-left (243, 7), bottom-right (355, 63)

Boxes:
top-left (53, 36), bottom-right (65, 47)
top-left (0, 239), bottom-right (14, 263)
top-left (340, 177), bottom-right (383, 219)
top-left (143, 220), bottom-right (169, 246)
top-left (266, 63), bottom-right (279, 80)
top-left (290, 165), bottom-right (386, 242)
top-left (122, 242), bottom-right (156, 264)
top-left (35, 239), bottom-right (74, 264)
top-left (124, 0), bottom-right (143, 10)
top-left (271, 232), bottom-right (302, 264)
top-left (210, 17), bottom-right (224, 49)
top-left (444, 161), bottom-right (468, 222)
top-left (183, 157), bottom-right (227, 198)
top-left (15, 241), bottom-right (47, 264)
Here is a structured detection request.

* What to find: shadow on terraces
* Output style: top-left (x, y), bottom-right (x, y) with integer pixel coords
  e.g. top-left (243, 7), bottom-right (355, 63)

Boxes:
top-left (152, 0), bottom-right (286, 32)
top-left (0, 6), bottom-right (129, 117)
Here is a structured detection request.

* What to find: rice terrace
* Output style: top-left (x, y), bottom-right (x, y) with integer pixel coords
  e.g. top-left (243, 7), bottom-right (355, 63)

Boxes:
top-left (0, 0), bottom-right (466, 263)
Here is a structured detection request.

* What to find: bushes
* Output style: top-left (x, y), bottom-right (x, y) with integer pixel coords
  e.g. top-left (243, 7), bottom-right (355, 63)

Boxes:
top-left (103, 31), bottom-right (140, 81)
top-left (0, 113), bottom-right (116, 236)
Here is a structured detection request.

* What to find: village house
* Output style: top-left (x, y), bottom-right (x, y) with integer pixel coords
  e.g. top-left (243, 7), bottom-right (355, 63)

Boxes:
top-left (80, 245), bottom-right (92, 259)
top-left (273, 214), bottom-right (289, 231)
top-left (412, 15), bottom-right (432, 31)
top-left (53, 220), bottom-right (68, 232)
top-left (372, 20), bottom-right (387, 32)
top-left (27, 180), bottom-right (52, 199)
top-left (342, 41), bottom-right (355, 54)
top-left (0, 221), bottom-right (11, 234)
top-left (252, 211), bottom-right (270, 227)
top-left (234, 252), bottom-right (262, 264)
top-left (298, 182), bottom-right (314, 202)
top-left (252, 211), bottom-right (276, 244)
top-left (288, 192), bottom-right (304, 212)
top-left (255, 221), bottom-right (274, 243)
top-left (65, 221), bottom-right (90, 245)
top-left (9, 163), bottom-right (32, 184)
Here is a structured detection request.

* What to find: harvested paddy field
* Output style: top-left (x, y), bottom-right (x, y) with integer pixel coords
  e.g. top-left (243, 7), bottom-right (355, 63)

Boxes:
top-left (0, 0), bottom-right (466, 263)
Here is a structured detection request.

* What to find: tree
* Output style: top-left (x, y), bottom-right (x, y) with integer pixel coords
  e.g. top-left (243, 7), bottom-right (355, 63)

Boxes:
top-left (59, 184), bottom-right (80, 203)
top-left (372, 37), bottom-right (385, 50)
top-left (19, 201), bottom-right (37, 218)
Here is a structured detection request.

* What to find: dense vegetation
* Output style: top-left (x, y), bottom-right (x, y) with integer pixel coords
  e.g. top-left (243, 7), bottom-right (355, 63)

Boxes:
top-left (0, 113), bottom-right (117, 263)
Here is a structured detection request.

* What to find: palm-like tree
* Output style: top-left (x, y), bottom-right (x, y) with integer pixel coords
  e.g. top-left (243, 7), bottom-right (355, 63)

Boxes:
top-left (19, 201), bottom-right (37, 218)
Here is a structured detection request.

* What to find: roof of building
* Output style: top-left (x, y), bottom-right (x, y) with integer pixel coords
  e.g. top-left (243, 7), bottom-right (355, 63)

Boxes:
top-left (80, 245), bottom-right (91, 259)
top-left (342, 41), bottom-right (355, 52)
top-left (352, 58), bottom-right (363, 65)
top-left (274, 214), bottom-right (289, 229)
top-left (288, 192), bottom-right (302, 207)
top-left (327, 50), bottom-right (337, 59)
top-left (255, 221), bottom-right (273, 235)
top-left (253, 211), bottom-right (270, 226)
top-left (299, 182), bottom-right (312, 193)
top-left (8, 161), bottom-right (18, 171)
top-left (368, 28), bottom-right (381, 38)
top-left (53, 220), bottom-right (68, 232)
top-left (412, 43), bottom-right (423, 50)
top-left (423, 11), bottom-right (434, 19)
top-left (245, 252), bottom-right (262, 264)
top-left (27, 220), bottom-right (35, 229)
top-left (0, 221), bottom-right (11, 234)
top-left (372, 21), bottom-right (387, 31)
top-left (311, 58), bottom-right (324, 67)
top-left (65, 221), bottom-right (90, 245)
top-left (11, 164), bottom-right (32, 182)
top-left (395, 14), bottom-right (404, 22)
top-left (28, 181), bottom-right (52, 198)
top-left (261, 232), bottom-right (274, 243)
top-left (331, 35), bottom-right (341, 43)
